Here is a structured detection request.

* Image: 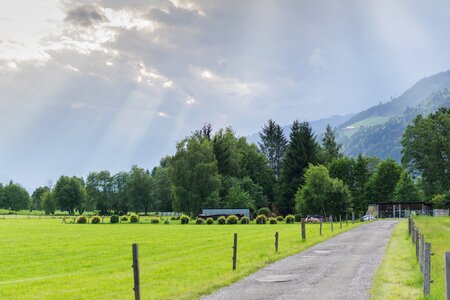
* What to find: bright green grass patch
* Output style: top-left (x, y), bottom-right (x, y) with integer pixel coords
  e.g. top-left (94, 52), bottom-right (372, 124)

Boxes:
top-left (371, 220), bottom-right (422, 299)
top-left (0, 219), bottom-right (359, 299)
top-left (342, 116), bottom-right (391, 138)
top-left (413, 216), bottom-right (450, 299)
top-left (372, 217), bottom-right (450, 300)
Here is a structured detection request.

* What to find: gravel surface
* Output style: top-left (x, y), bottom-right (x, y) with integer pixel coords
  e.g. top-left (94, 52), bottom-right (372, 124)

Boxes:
top-left (202, 220), bottom-right (399, 300)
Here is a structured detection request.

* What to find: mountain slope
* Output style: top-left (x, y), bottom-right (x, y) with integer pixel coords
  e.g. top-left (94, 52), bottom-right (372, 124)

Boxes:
top-left (339, 87), bottom-right (450, 160)
top-left (340, 70), bottom-right (450, 129)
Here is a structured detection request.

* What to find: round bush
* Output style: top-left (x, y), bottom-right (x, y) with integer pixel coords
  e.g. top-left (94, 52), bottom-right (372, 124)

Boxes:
top-left (170, 216), bottom-right (177, 220)
top-left (277, 215), bottom-right (284, 222)
top-left (110, 215), bottom-right (119, 223)
top-left (151, 217), bottom-right (159, 224)
top-left (206, 217), bottom-right (214, 224)
top-left (226, 215), bottom-right (238, 224)
top-left (217, 216), bottom-right (226, 225)
top-left (121, 215), bottom-right (128, 222)
top-left (269, 217), bottom-right (277, 224)
top-left (257, 207), bottom-right (271, 217)
top-left (164, 219), bottom-right (169, 224)
top-left (91, 216), bottom-right (101, 224)
top-left (240, 216), bottom-right (250, 224)
top-left (285, 214), bottom-right (295, 224)
top-left (180, 214), bottom-right (190, 224)
top-left (76, 215), bottom-right (87, 224)
top-left (255, 214), bottom-right (267, 224)
top-left (130, 214), bottom-right (139, 223)
top-left (196, 218), bottom-right (205, 224)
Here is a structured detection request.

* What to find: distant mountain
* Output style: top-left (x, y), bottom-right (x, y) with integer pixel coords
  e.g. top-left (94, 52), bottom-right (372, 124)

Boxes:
top-left (247, 113), bottom-right (355, 145)
top-left (340, 70), bottom-right (450, 129)
top-left (338, 87), bottom-right (450, 160)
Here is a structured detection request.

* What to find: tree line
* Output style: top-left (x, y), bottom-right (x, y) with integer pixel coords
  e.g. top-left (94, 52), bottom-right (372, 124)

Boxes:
top-left (0, 107), bottom-right (449, 216)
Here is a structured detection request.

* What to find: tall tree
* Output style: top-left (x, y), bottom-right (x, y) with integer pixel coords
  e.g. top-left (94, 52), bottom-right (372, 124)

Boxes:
top-left (53, 176), bottom-right (86, 215)
top-left (278, 121), bottom-right (319, 214)
top-left (112, 171), bottom-right (129, 214)
top-left (169, 136), bottom-right (221, 215)
top-left (212, 127), bottom-right (240, 177)
top-left (127, 166), bottom-right (153, 215)
top-left (352, 154), bottom-right (372, 215)
top-left (86, 171), bottom-right (114, 215)
top-left (152, 167), bottom-right (173, 212)
top-left (0, 183), bottom-right (5, 208)
top-left (295, 164), bottom-right (351, 218)
top-left (41, 190), bottom-right (56, 215)
top-left (401, 107), bottom-right (450, 196)
top-left (258, 119), bottom-right (288, 177)
top-left (3, 182), bottom-right (30, 211)
top-left (322, 124), bottom-right (342, 164)
top-left (328, 157), bottom-right (355, 189)
top-left (393, 171), bottom-right (422, 202)
top-left (365, 159), bottom-right (402, 203)
top-left (31, 186), bottom-right (49, 211)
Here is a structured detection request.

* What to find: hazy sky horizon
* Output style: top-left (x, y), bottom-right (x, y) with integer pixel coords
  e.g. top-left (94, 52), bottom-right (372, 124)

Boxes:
top-left (2, 0), bottom-right (450, 191)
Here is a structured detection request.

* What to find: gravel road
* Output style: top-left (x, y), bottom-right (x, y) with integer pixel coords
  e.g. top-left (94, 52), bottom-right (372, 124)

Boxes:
top-left (202, 220), bottom-right (399, 300)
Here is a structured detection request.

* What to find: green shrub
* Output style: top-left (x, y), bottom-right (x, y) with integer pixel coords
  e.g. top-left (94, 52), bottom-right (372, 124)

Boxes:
top-left (151, 217), bottom-right (159, 224)
top-left (196, 218), bottom-right (205, 224)
top-left (206, 217), bottom-right (214, 224)
top-left (76, 215), bottom-right (87, 224)
top-left (269, 217), bottom-right (277, 224)
top-left (294, 214), bottom-right (302, 222)
top-left (226, 215), bottom-right (238, 224)
top-left (91, 216), bottom-right (101, 224)
top-left (255, 214), bottom-right (267, 224)
top-left (285, 214), bottom-right (295, 224)
top-left (257, 207), bottom-right (271, 217)
top-left (240, 216), bottom-right (250, 224)
top-left (130, 214), bottom-right (139, 223)
top-left (121, 216), bottom-right (128, 222)
top-left (180, 214), bottom-right (190, 224)
top-left (110, 215), bottom-right (119, 223)
top-left (217, 216), bottom-right (226, 225)
top-left (170, 216), bottom-right (177, 220)
top-left (164, 219), bottom-right (169, 224)
top-left (277, 215), bottom-right (284, 222)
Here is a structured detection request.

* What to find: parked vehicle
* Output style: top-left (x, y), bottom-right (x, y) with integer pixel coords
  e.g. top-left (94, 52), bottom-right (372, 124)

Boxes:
top-left (305, 215), bottom-right (325, 223)
top-left (360, 214), bottom-right (376, 222)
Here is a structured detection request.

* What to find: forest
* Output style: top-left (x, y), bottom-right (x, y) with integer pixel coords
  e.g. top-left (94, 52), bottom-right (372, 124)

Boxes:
top-left (1, 107), bottom-right (449, 218)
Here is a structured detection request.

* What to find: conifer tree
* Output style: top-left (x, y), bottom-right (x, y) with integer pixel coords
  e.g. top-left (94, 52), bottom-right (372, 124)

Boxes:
top-left (259, 119), bottom-right (287, 177)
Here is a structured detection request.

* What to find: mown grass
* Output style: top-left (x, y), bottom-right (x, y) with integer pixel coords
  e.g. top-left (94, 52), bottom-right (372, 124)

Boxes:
top-left (371, 217), bottom-right (450, 300)
top-left (0, 219), bottom-right (359, 299)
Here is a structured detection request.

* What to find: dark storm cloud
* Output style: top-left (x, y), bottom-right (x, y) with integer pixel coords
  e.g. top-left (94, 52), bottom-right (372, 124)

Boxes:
top-left (64, 4), bottom-right (107, 27)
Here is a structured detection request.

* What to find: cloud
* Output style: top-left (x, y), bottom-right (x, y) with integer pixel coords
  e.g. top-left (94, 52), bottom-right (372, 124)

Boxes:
top-left (65, 5), bottom-right (107, 27)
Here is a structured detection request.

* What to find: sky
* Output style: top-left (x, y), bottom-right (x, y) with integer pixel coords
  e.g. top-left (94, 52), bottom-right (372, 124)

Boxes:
top-left (1, 0), bottom-right (450, 191)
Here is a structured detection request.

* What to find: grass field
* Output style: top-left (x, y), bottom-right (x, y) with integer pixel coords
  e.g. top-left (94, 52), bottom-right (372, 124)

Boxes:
top-left (371, 217), bottom-right (450, 300)
top-left (0, 218), bottom-right (359, 299)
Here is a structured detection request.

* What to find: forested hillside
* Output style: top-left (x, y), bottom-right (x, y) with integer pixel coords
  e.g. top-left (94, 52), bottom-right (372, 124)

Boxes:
top-left (339, 87), bottom-right (450, 160)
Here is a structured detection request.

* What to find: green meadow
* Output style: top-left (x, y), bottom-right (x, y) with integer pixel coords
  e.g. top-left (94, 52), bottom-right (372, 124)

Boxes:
top-left (372, 217), bottom-right (450, 300)
top-left (0, 218), bottom-right (359, 299)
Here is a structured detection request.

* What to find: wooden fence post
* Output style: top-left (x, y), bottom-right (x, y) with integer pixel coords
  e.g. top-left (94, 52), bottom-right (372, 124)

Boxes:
top-left (445, 252), bottom-right (450, 300)
top-left (412, 226), bottom-right (416, 244)
top-left (320, 220), bottom-right (322, 236)
top-left (275, 232), bottom-right (279, 253)
top-left (301, 218), bottom-right (306, 241)
top-left (424, 242), bottom-right (431, 296)
top-left (232, 233), bottom-right (238, 270)
top-left (352, 212), bottom-right (355, 224)
top-left (132, 243), bottom-right (140, 300)
top-left (420, 234), bottom-right (424, 273)
top-left (330, 216), bottom-right (334, 232)
top-left (415, 229), bottom-right (420, 261)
